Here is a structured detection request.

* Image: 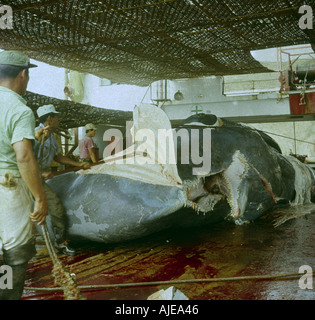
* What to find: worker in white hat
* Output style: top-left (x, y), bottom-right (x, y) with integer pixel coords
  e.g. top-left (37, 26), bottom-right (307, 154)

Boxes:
top-left (0, 50), bottom-right (47, 300)
top-left (79, 123), bottom-right (98, 163)
top-left (34, 104), bottom-right (90, 256)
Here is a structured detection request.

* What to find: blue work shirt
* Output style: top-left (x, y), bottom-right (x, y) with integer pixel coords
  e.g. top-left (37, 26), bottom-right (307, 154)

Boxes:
top-left (34, 123), bottom-right (61, 171)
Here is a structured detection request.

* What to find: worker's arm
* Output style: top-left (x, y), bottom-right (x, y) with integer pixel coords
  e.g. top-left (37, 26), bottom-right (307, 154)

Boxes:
top-left (54, 154), bottom-right (90, 169)
top-left (88, 148), bottom-right (97, 163)
top-left (13, 138), bottom-right (48, 225)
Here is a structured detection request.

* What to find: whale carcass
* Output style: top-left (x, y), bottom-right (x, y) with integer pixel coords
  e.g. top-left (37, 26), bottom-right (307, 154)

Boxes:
top-left (46, 104), bottom-right (315, 243)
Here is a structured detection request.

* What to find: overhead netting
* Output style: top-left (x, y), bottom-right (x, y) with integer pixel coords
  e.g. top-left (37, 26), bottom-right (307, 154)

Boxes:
top-left (24, 91), bottom-right (132, 128)
top-left (1, 0), bottom-right (314, 86)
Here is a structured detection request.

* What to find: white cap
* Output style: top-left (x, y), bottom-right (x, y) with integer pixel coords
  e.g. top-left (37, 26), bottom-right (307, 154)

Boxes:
top-left (37, 104), bottom-right (59, 118)
top-left (85, 123), bottom-right (97, 131)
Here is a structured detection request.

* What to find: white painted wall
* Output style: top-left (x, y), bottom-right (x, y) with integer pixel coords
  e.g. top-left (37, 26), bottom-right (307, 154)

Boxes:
top-left (160, 76), bottom-right (290, 120)
top-left (26, 57), bottom-right (150, 112)
top-left (158, 77), bottom-right (314, 160)
top-left (82, 74), bottom-right (150, 111)
top-left (27, 60), bottom-right (65, 100)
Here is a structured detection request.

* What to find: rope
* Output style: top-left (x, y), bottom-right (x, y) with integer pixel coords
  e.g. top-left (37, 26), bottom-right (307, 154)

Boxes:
top-left (37, 134), bottom-right (45, 172)
top-left (41, 224), bottom-right (58, 265)
top-left (0, 172), bottom-right (17, 188)
top-left (174, 124), bottom-right (315, 147)
top-left (40, 223), bottom-right (85, 300)
top-left (24, 271), bottom-right (310, 293)
top-left (257, 130), bottom-right (314, 146)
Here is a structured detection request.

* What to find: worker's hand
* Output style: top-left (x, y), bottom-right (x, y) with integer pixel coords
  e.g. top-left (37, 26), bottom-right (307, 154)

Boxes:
top-left (42, 170), bottom-right (54, 180)
top-left (35, 126), bottom-right (50, 141)
top-left (30, 198), bottom-right (48, 226)
top-left (79, 162), bottom-right (91, 170)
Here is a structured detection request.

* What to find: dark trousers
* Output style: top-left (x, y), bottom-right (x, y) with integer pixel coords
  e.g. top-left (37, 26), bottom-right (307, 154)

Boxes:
top-left (42, 181), bottom-right (67, 245)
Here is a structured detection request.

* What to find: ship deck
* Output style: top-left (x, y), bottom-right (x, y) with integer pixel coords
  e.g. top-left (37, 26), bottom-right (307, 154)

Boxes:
top-left (22, 204), bottom-right (315, 300)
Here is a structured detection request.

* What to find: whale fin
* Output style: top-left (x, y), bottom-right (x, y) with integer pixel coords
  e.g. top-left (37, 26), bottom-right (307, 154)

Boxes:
top-left (80, 104), bottom-right (183, 187)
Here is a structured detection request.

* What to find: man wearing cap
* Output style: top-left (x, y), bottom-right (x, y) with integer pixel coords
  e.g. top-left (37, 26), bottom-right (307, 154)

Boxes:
top-left (34, 104), bottom-right (89, 255)
top-left (0, 50), bottom-right (48, 300)
top-left (79, 123), bottom-right (98, 163)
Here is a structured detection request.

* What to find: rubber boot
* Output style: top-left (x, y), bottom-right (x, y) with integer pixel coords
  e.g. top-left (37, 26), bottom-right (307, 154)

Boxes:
top-left (0, 238), bottom-right (36, 300)
top-left (0, 262), bottom-right (28, 300)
